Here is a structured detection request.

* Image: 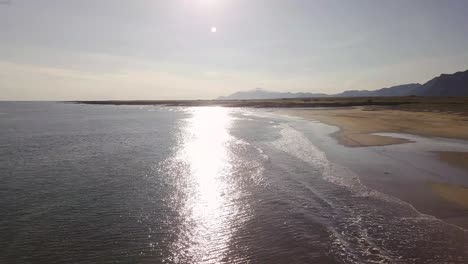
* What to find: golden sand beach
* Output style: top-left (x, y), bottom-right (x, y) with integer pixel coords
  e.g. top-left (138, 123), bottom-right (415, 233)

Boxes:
top-left (278, 106), bottom-right (468, 147)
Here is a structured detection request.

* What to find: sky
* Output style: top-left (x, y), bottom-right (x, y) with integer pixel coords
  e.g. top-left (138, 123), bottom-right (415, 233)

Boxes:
top-left (1, 0), bottom-right (468, 100)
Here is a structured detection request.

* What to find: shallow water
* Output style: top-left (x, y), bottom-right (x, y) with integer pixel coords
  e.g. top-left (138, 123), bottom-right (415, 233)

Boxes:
top-left (0, 103), bottom-right (466, 263)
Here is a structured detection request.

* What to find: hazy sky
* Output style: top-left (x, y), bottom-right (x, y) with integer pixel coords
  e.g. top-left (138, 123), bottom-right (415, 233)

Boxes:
top-left (1, 0), bottom-right (468, 100)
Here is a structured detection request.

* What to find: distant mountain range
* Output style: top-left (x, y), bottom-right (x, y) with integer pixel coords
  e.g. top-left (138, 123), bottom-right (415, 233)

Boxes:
top-left (217, 89), bottom-right (328, 100)
top-left (218, 69), bottom-right (468, 100)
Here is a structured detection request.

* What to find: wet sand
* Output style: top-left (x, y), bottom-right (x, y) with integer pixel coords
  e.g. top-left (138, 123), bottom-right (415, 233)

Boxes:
top-left (436, 151), bottom-right (468, 171)
top-left (275, 108), bottom-right (468, 229)
top-left (432, 183), bottom-right (468, 208)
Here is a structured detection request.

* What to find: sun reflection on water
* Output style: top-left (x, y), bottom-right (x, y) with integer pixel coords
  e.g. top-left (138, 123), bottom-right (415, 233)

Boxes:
top-left (167, 107), bottom-right (238, 263)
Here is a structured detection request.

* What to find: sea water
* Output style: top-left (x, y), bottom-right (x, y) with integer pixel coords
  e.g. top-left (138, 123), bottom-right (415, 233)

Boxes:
top-left (0, 102), bottom-right (466, 263)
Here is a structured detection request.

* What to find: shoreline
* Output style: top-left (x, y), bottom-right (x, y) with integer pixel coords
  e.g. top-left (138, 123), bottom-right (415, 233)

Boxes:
top-left (273, 108), bottom-right (468, 229)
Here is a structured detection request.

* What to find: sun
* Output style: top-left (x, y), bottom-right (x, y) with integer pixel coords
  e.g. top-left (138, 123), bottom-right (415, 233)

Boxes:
top-left (210, 27), bottom-right (217, 33)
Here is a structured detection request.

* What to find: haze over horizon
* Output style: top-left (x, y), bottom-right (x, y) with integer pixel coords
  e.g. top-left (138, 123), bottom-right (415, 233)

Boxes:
top-left (1, 0), bottom-right (468, 100)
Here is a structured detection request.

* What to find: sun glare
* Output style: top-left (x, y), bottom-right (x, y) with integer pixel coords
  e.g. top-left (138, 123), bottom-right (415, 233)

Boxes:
top-left (168, 107), bottom-right (237, 262)
top-left (210, 27), bottom-right (217, 33)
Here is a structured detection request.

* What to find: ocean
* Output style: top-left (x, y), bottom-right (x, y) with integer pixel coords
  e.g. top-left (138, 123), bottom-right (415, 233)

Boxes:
top-left (0, 102), bottom-right (466, 263)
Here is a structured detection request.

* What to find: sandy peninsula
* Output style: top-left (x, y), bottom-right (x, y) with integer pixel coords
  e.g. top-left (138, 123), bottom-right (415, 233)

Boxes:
top-left (278, 106), bottom-right (468, 147)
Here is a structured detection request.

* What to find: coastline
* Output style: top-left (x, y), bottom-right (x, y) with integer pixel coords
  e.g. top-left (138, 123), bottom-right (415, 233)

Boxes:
top-left (73, 96), bottom-right (468, 111)
top-left (274, 107), bottom-right (468, 229)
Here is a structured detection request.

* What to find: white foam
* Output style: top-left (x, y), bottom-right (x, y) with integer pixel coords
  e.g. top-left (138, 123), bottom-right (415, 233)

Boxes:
top-left (272, 124), bottom-right (363, 189)
top-left (270, 123), bottom-right (468, 262)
